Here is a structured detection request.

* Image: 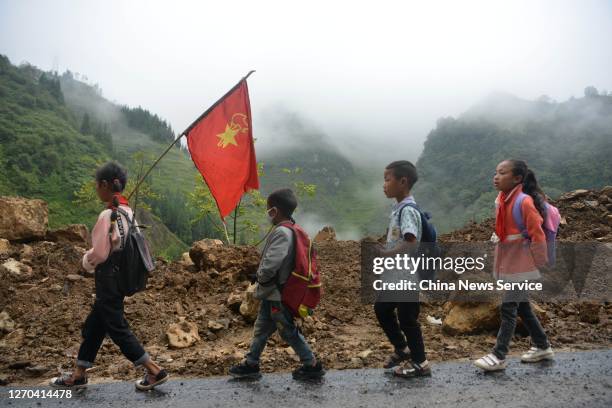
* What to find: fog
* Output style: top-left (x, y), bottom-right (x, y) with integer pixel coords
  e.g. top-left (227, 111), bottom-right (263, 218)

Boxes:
top-left (1, 0), bottom-right (611, 165)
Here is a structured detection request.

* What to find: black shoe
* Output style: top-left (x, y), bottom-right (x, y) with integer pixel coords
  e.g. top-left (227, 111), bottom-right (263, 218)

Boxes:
top-left (393, 361), bottom-right (432, 378)
top-left (292, 361), bottom-right (325, 380)
top-left (49, 373), bottom-right (88, 389)
top-left (135, 369), bottom-right (169, 391)
top-left (229, 362), bottom-right (261, 379)
top-left (383, 349), bottom-right (410, 369)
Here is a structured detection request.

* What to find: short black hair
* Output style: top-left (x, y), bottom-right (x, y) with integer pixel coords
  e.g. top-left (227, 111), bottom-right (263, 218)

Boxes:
top-left (95, 161), bottom-right (128, 192)
top-left (386, 160), bottom-right (418, 189)
top-left (267, 188), bottom-right (298, 218)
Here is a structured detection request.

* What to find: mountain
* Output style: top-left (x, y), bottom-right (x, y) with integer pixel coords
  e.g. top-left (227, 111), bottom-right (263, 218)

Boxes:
top-left (414, 90), bottom-right (612, 232)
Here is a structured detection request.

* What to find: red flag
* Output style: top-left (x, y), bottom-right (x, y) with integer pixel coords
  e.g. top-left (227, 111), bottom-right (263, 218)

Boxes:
top-left (186, 80), bottom-right (259, 218)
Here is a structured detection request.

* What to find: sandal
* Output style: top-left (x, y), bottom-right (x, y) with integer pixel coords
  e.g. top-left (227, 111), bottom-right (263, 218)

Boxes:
top-left (135, 369), bottom-right (169, 391)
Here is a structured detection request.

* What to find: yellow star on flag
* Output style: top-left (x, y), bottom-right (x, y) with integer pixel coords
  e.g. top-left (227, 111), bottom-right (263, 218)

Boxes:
top-left (216, 124), bottom-right (239, 148)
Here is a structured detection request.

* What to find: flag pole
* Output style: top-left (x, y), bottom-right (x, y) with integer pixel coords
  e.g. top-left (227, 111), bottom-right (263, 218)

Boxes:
top-left (127, 70), bottom-right (256, 201)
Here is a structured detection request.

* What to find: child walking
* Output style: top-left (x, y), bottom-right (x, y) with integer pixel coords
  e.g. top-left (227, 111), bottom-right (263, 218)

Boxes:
top-left (229, 188), bottom-right (325, 380)
top-left (376, 160), bottom-right (431, 378)
top-left (474, 159), bottom-right (553, 371)
top-left (49, 161), bottom-right (168, 390)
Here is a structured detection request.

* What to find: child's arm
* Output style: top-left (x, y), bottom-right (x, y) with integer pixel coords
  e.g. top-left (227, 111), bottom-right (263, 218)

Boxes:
top-left (521, 196), bottom-right (548, 268)
top-left (82, 209), bottom-right (113, 272)
top-left (256, 227), bottom-right (292, 286)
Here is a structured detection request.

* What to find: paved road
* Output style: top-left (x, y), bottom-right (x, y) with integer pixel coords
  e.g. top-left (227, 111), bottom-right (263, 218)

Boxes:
top-left (1, 350), bottom-right (611, 408)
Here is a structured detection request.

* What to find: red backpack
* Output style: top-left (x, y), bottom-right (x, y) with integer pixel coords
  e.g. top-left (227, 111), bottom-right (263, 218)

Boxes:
top-left (278, 221), bottom-right (322, 318)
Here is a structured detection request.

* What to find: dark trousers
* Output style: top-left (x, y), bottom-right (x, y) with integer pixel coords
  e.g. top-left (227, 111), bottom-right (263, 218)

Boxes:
top-left (493, 290), bottom-right (550, 360)
top-left (374, 301), bottom-right (426, 364)
top-left (76, 259), bottom-right (149, 368)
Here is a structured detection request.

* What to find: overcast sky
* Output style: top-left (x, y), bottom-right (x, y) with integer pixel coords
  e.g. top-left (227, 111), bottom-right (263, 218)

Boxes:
top-left (1, 0), bottom-right (611, 162)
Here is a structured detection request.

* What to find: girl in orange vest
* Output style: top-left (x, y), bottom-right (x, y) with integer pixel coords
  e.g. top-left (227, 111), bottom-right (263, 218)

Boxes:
top-left (474, 159), bottom-right (553, 371)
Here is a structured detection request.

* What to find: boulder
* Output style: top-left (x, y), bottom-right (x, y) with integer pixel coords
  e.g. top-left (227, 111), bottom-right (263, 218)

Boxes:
top-left (19, 244), bottom-right (33, 261)
top-left (179, 252), bottom-right (194, 267)
top-left (239, 283), bottom-right (260, 322)
top-left (600, 186), bottom-right (612, 198)
top-left (0, 197), bottom-right (48, 241)
top-left (226, 291), bottom-right (243, 312)
top-left (558, 189), bottom-right (590, 201)
top-left (314, 226), bottom-right (337, 242)
top-left (166, 318), bottom-right (200, 349)
top-left (188, 239), bottom-right (224, 266)
top-left (0, 258), bottom-right (33, 280)
top-left (0, 311), bottom-right (15, 333)
top-left (442, 302), bottom-right (500, 335)
top-left (45, 224), bottom-right (89, 245)
top-left (0, 329), bottom-right (25, 348)
top-left (0, 239), bottom-right (10, 256)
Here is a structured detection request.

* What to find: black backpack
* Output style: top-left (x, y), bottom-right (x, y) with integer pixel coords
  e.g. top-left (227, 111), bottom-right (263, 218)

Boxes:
top-left (398, 202), bottom-right (441, 281)
top-left (109, 208), bottom-right (155, 296)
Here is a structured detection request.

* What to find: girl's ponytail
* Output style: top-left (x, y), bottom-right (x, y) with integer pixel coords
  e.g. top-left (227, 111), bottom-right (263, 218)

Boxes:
top-left (509, 160), bottom-right (547, 218)
top-left (112, 179), bottom-right (122, 208)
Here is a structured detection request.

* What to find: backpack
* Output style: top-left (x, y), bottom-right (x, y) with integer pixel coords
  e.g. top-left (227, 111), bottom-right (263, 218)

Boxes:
top-left (512, 192), bottom-right (561, 267)
top-left (109, 208), bottom-right (156, 296)
top-left (276, 221), bottom-right (322, 318)
top-left (398, 203), bottom-right (441, 281)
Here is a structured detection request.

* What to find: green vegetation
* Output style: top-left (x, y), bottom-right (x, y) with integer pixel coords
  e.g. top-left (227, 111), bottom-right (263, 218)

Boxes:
top-left (414, 91), bottom-right (612, 232)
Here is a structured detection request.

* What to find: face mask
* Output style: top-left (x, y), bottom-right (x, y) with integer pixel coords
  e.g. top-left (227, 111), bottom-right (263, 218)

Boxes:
top-left (266, 207), bottom-right (276, 223)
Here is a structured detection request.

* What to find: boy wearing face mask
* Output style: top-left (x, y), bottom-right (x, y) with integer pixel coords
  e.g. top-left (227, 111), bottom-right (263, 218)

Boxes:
top-left (229, 188), bottom-right (324, 380)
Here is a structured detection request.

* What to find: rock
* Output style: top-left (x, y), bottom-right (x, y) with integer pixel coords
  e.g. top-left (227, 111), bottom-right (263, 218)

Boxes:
top-left (426, 315), bottom-right (443, 325)
top-left (0, 238), bottom-right (10, 256)
top-left (357, 349), bottom-right (373, 361)
top-left (0, 196), bottom-right (48, 241)
top-left (65, 274), bottom-right (84, 282)
top-left (226, 291), bottom-right (243, 313)
top-left (8, 360), bottom-right (31, 369)
top-left (314, 226), bottom-right (337, 242)
top-left (349, 357), bottom-right (364, 368)
top-left (166, 318), bottom-right (200, 349)
top-left (25, 365), bottom-right (48, 376)
top-left (189, 239), bottom-right (224, 267)
top-left (571, 202), bottom-right (586, 210)
top-left (600, 186), bottom-right (612, 198)
top-left (577, 302), bottom-right (601, 324)
top-left (239, 283), bottom-right (260, 322)
top-left (0, 374), bottom-right (9, 385)
top-left (189, 241), bottom-right (259, 281)
top-left (19, 244), bottom-right (33, 260)
top-left (0, 258), bottom-right (33, 280)
top-left (207, 320), bottom-right (225, 332)
top-left (584, 200), bottom-right (599, 209)
top-left (442, 302), bottom-right (500, 335)
top-left (558, 189), bottom-right (590, 201)
top-left (45, 224), bottom-right (89, 245)
top-left (180, 252), bottom-right (194, 267)
top-left (0, 311), bottom-right (15, 333)
top-left (0, 328), bottom-right (25, 348)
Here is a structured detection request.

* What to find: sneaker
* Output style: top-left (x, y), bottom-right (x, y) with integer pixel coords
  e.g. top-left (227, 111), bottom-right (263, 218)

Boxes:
top-left (135, 369), bottom-right (169, 391)
top-left (49, 373), bottom-right (88, 389)
top-left (292, 361), bottom-right (325, 380)
top-left (229, 361), bottom-right (261, 379)
top-left (393, 360), bottom-right (432, 378)
top-left (521, 346), bottom-right (554, 363)
top-left (383, 349), bottom-right (410, 370)
top-left (474, 353), bottom-right (507, 372)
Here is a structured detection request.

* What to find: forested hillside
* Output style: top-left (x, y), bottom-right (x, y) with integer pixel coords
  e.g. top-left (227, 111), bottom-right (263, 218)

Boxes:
top-left (414, 90), bottom-right (612, 232)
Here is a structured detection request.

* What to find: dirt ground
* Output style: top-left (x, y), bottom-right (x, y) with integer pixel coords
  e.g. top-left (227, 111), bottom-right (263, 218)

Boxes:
top-left (0, 187), bottom-right (611, 386)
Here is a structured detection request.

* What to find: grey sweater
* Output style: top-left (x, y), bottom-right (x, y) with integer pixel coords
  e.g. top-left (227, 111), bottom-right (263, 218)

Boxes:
top-left (254, 225), bottom-right (295, 301)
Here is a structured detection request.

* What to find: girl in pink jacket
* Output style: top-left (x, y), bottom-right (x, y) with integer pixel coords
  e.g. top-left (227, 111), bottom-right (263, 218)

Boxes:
top-left (474, 159), bottom-right (553, 372)
top-left (50, 162), bottom-right (168, 391)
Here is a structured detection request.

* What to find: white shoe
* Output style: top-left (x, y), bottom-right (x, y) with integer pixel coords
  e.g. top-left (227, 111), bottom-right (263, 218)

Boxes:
top-left (474, 353), bottom-right (507, 372)
top-left (521, 346), bottom-right (554, 363)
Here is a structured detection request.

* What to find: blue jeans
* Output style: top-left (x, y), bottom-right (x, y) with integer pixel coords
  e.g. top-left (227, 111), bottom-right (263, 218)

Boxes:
top-left (246, 300), bottom-right (315, 366)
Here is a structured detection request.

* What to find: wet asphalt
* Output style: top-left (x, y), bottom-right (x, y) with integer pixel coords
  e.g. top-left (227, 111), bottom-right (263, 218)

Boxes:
top-left (1, 350), bottom-right (611, 408)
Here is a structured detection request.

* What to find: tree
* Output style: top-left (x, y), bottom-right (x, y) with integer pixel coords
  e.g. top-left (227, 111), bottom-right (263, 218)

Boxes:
top-left (80, 113), bottom-right (92, 135)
